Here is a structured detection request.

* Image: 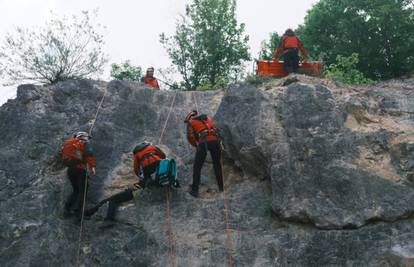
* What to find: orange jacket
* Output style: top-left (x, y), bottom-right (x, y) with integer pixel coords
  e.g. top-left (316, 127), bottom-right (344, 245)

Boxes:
top-left (133, 145), bottom-right (166, 176)
top-left (61, 138), bottom-right (96, 170)
top-left (142, 76), bottom-right (160, 89)
top-left (187, 115), bottom-right (220, 147)
top-left (274, 34), bottom-right (308, 60)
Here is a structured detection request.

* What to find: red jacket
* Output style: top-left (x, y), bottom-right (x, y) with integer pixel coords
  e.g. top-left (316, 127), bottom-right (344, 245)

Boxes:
top-left (61, 138), bottom-right (96, 170)
top-left (142, 76), bottom-right (160, 89)
top-left (274, 34), bottom-right (308, 60)
top-left (187, 115), bottom-right (220, 147)
top-left (133, 145), bottom-right (166, 176)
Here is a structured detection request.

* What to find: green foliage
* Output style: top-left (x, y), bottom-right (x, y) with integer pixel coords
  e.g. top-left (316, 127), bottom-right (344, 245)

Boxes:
top-left (324, 53), bottom-right (373, 84)
top-left (298, 0), bottom-right (414, 80)
top-left (160, 0), bottom-right (250, 91)
top-left (0, 11), bottom-right (108, 85)
top-left (258, 32), bottom-right (281, 60)
top-left (245, 73), bottom-right (273, 86)
top-left (110, 61), bottom-right (142, 81)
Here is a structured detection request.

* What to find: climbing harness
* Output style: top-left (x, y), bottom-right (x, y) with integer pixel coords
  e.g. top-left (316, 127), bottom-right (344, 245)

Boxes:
top-left (191, 91), bottom-right (234, 267)
top-left (75, 88), bottom-right (107, 267)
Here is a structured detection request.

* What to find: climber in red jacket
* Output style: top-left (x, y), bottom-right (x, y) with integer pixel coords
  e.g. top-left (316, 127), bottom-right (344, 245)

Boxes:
top-left (274, 28), bottom-right (308, 74)
top-left (133, 142), bottom-right (166, 189)
top-left (185, 110), bottom-right (223, 198)
top-left (141, 67), bottom-right (160, 89)
top-left (60, 131), bottom-right (96, 218)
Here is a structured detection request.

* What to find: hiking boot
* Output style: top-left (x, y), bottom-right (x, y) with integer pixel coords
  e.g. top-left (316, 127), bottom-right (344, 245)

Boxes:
top-left (62, 209), bottom-right (74, 218)
top-left (101, 219), bottom-right (115, 229)
top-left (188, 189), bottom-right (199, 198)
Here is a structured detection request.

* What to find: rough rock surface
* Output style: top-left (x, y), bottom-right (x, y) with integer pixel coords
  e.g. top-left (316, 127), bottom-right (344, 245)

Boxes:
top-left (0, 76), bottom-right (413, 266)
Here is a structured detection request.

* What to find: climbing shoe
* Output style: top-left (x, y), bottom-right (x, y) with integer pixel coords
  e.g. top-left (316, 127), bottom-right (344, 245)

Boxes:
top-left (188, 189), bottom-right (199, 198)
top-left (100, 219), bottom-right (115, 229)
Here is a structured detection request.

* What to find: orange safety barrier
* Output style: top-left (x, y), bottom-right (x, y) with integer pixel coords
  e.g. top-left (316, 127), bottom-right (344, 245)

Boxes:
top-left (257, 60), bottom-right (323, 78)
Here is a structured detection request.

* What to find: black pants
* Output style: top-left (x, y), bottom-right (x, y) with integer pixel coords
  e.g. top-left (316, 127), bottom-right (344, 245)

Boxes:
top-left (283, 49), bottom-right (300, 73)
top-left (192, 140), bottom-right (224, 192)
top-left (105, 188), bottom-right (135, 221)
top-left (105, 163), bottom-right (158, 221)
top-left (65, 168), bottom-right (88, 214)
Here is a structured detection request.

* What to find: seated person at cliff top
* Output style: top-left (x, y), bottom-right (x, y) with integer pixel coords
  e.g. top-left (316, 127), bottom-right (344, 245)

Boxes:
top-left (141, 67), bottom-right (160, 89)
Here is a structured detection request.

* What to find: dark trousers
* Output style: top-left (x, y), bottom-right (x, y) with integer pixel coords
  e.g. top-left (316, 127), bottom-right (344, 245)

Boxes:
top-left (65, 168), bottom-right (88, 214)
top-left (105, 163), bottom-right (158, 221)
top-left (105, 188), bottom-right (134, 221)
top-left (283, 49), bottom-right (300, 73)
top-left (192, 140), bottom-right (224, 192)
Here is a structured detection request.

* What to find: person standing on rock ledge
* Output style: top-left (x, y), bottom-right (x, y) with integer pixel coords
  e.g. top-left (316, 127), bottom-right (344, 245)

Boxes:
top-left (60, 132), bottom-right (96, 219)
top-left (274, 28), bottom-right (308, 74)
top-left (185, 110), bottom-right (224, 198)
top-left (141, 67), bottom-right (160, 89)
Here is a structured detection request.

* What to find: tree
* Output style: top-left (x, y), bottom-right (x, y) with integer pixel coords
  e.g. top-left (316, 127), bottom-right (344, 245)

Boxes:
top-left (324, 53), bottom-right (373, 84)
top-left (160, 0), bottom-right (250, 90)
top-left (297, 0), bottom-right (414, 80)
top-left (258, 32), bottom-right (281, 60)
top-left (0, 11), bottom-right (108, 85)
top-left (110, 61), bottom-right (142, 81)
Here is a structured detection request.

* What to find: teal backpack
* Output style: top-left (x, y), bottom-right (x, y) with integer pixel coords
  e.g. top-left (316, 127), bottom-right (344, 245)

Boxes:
top-left (156, 159), bottom-right (179, 188)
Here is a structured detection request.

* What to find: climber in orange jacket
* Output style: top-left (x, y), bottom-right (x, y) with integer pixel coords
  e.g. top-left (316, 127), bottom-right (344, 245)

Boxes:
top-left (60, 131), bottom-right (96, 218)
top-left (185, 110), bottom-right (223, 198)
top-left (274, 28), bottom-right (308, 74)
top-left (133, 141), bottom-right (166, 189)
top-left (141, 67), bottom-right (160, 89)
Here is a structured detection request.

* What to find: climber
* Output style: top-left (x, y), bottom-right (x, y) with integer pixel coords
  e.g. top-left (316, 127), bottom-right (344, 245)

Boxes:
top-left (93, 142), bottom-right (166, 227)
top-left (133, 141), bottom-right (167, 189)
top-left (60, 131), bottom-right (96, 218)
top-left (274, 28), bottom-right (308, 74)
top-left (141, 67), bottom-right (160, 89)
top-left (185, 110), bottom-right (223, 198)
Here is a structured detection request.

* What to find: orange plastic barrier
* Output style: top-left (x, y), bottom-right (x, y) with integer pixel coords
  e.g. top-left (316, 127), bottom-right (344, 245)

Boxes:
top-left (257, 60), bottom-right (323, 78)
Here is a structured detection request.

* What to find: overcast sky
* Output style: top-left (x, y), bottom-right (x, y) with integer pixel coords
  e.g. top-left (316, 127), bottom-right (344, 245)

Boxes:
top-left (0, 0), bottom-right (319, 105)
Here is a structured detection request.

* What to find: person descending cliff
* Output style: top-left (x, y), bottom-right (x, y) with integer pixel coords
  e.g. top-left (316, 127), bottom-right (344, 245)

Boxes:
top-left (87, 141), bottom-right (167, 228)
top-left (60, 131), bottom-right (96, 219)
top-left (274, 28), bottom-right (308, 74)
top-left (185, 111), bottom-right (224, 198)
top-left (141, 67), bottom-right (160, 89)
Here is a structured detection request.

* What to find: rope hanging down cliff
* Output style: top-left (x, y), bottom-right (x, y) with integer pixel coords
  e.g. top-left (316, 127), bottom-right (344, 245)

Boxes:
top-left (76, 88), bottom-right (107, 267)
top-left (157, 90), bottom-right (178, 267)
top-left (192, 91), bottom-right (234, 267)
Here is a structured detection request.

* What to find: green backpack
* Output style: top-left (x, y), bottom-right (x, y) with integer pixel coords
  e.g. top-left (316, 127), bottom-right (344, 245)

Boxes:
top-left (156, 159), bottom-right (179, 188)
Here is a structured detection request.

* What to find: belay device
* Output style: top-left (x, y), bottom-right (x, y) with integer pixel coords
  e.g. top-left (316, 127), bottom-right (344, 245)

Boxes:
top-left (156, 159), bottom-right (179, 187)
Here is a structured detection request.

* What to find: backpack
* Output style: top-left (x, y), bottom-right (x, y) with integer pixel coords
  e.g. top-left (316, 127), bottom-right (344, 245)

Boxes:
top-left (61, 138), bottom-right (83, 167)
top-left (156, 159), bottom-right (179, 188)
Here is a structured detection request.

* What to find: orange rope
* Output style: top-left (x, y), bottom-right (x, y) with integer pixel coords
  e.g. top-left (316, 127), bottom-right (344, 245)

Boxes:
top-left (192, 90), bottom-right (233, 266)
top-left (158, 91), bottom-right (178, 267)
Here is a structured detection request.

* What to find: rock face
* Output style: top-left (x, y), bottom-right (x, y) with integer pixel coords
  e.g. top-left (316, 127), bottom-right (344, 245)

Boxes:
top-left (0, 76), bottom-right (413, 266)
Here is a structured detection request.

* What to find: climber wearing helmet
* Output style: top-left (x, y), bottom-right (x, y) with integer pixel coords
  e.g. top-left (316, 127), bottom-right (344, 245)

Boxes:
top-left (133, 141), bottom-right (166, 189)
top-left (274, 28), bottom-right (308, 74)
top-left (60, 131), bottom-right (96, 218)
top-left (185, 110), bottom-right (223, 198)
top-left (141, 67), bottom-right (160, 89)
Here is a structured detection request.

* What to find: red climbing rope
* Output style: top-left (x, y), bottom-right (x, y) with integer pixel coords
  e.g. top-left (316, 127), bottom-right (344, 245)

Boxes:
top-left (192, 91), bottom-right (233, 267)
top-left (158, 90), bottom-right (178, 267)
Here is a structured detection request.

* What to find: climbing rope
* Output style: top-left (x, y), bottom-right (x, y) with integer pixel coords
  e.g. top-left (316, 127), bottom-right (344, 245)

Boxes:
top-left (192, 91), bottom-right (234, 267)
top-left (75, 88), bottom-right (107, 267)
top-left (158, 90), bottom-right (178, 267)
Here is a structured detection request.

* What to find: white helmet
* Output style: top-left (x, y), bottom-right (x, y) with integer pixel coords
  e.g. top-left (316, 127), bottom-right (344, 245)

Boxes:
top-left (74, 131), bottom-right (91, 141)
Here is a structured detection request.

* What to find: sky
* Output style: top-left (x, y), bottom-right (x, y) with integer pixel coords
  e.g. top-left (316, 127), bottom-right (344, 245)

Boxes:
top-left (0, 0), bottom-right (319, 105)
